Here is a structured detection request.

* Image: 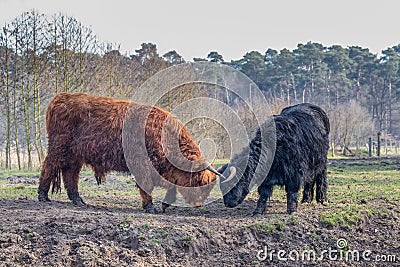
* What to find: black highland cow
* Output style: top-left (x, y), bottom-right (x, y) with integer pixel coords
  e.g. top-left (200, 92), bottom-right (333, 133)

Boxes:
top-left (220, 103), bottom-right (330, 216)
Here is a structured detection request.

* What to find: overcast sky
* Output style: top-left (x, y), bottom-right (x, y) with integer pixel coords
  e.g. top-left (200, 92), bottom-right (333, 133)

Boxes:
top-left (0, 0), bottom-right (399, 61)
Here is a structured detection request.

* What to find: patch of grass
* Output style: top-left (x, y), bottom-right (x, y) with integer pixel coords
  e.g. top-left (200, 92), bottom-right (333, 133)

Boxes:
top-left (117, 221), bottom-right (130, 232)
top-left (151, 237), bottom-right (160, 244)
top-left (274, 220), bottom-right (285, 231)
top-left (286, 215), bottom-right (299, 225)
top-left (319, 204), bottom-right (376, 228)
top-left (117, 217), bottom-right (132, 236)
top-left (0, 184), bottom-right (37, 199)
top-left (124, 215), bottom-right (133, 223)
top-left (125, 179), bottom-right (135, 185)
top-left (246, 218), bottom-right (287, 233)
top-left (327, 159), bottom-right (400, 217)
top-left (213, 159), bottom-right (229, 168)
top-left (0, 166), bottom-right (142, 204)
top-left (157, 228), bottom-right (169, 238)
top-left (0, 169), bottom-right (40, 177)
top-left (263, 222), bottom-right (277, 233)
top-left (79, 167), bottom-right (95, 177)
top-left (247, 220), bottom-right (263, 229)
top-left (377, 208), bottom-right (398, 219)
top-left (183, 234), bottom-right (194, 242)
top-left (378, 208), bottom-right (390, 218)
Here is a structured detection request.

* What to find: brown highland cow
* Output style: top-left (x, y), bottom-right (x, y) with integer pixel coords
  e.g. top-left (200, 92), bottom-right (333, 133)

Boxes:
top-left (38, 93), bottom-right (225, 213)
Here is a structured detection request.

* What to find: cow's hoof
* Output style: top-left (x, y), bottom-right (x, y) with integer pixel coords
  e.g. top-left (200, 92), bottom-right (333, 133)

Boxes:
top-left (161, 202), bottom-right (170, 213)
top-left (287, 210), bottom-right (297, 215)
top-left (287, 201), bottom-right (298, 214)
top-left (72, 197), bottom-right (86, 206)
top-left (143, 203), bottom-right (159, 214)
top-left (38, 195), bottom-right (51, 202)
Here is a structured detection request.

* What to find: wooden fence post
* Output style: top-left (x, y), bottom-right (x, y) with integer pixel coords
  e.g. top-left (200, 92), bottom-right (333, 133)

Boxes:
top-left (377, 132), bottom-right (381, 157)
top-left (368, 137), bottom-right (372, 157)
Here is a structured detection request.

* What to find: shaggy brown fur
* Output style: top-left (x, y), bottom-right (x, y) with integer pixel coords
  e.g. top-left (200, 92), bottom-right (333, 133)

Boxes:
top-left (38, 93), bottom-right (217, 212)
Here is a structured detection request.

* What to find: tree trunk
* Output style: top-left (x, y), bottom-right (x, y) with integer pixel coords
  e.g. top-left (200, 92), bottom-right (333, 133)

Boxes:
top-left (32, 17), bottom-right (44, 166)
top-left (4, 35), bottom-right (12, 169)
top-left (54, 18), bottom-right (59, 93)
top-left (13, 35), bottom-right (21, 170)
top-left (388, 82), bottom-right (392, 134)
top-left (21, 67), bottom-right (33, 169)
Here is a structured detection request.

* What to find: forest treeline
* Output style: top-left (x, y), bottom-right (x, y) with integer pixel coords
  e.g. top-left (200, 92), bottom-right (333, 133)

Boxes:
top-left (0, 10), bottom-right (399, 169)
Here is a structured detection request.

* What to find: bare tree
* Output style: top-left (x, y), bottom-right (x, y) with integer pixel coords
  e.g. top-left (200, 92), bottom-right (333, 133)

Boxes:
top-left (0, 26), bottom-right (12, 168)
top-left (329, 100), bottom-right (374, 156)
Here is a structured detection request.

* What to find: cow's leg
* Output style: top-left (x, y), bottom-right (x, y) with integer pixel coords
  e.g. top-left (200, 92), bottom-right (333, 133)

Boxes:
top-left (285, 187), bottom-right (299, 214)
top-left (316, 168), bottom-right (328, 205)
top-left (161, 186), bottom-right (177, 213)
top-left (138, 185), bottom-right (158, 213)
top-left (38, 156), bottom-right (60, 202)
top-left (94, 168), bottom-right (106, 186)
top-left (252, 183), bottom-right (273, 217)
top-left (62, 161), bottom-right (84, 205)
top-left (301, 177), bottom-right (315, 203)
top-left (133, 163), bottom-right (159, 213)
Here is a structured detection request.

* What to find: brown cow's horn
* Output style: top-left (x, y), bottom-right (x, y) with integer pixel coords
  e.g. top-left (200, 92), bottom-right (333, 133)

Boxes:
top-left (205, 162), bottom-right (226, 179)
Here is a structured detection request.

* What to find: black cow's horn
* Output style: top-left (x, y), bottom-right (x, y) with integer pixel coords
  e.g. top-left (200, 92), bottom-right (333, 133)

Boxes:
top-left (220, 166), bottom-right (237, 183)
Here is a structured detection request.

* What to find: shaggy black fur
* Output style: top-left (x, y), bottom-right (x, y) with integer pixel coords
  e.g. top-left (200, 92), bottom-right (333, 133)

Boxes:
top-left (220, 103), bottom-right (330, 215)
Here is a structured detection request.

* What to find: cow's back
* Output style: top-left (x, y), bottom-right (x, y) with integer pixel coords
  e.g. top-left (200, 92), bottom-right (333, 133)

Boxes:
top-left (46, 93), bottom-right (130, 170)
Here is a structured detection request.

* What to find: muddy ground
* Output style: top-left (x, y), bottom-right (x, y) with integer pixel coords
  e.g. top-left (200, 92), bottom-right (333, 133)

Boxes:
top-left (0, 157), bottom-right (399, 266)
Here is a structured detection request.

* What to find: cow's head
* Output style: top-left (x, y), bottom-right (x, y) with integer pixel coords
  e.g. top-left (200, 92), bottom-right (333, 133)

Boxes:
top-left (178, 162), bottom-right (234, 208)
top-left (219, 162), bottom-right (251, 208)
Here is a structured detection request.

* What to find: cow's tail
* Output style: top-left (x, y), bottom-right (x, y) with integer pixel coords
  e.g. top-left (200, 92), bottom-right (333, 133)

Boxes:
top-left (43, 93), bottom-right (67, 194)
top-left (50, 166), bottom-right (62, 194)
top-left (38, 155), bottom-right (62, 200)
top-left (39, 94), bottom-right (66, 199)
